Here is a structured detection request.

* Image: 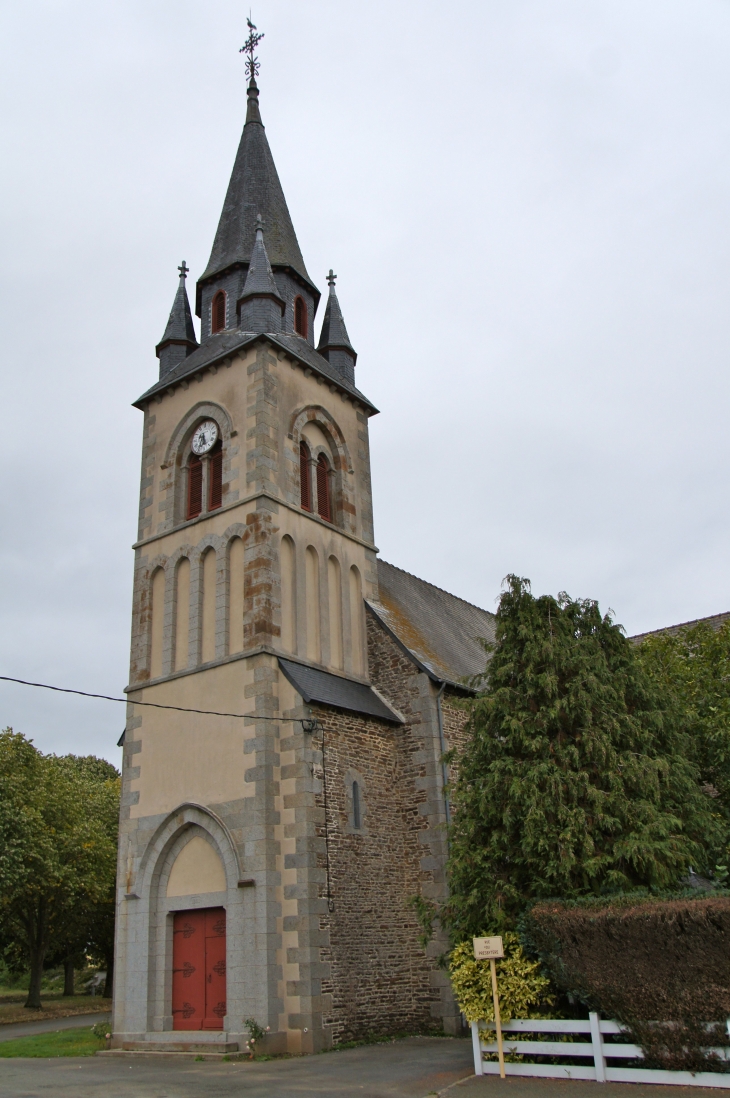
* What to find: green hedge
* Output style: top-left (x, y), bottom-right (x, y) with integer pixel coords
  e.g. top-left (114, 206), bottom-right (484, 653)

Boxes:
top-left (523, 892), bottom-right (730, 1072)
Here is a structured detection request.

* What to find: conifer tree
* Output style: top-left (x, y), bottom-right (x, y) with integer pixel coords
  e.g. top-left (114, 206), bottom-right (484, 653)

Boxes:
top-left (446, 577), bottom-right (719, 938)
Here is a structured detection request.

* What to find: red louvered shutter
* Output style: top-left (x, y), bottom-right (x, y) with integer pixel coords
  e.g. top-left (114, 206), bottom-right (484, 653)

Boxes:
top-left (294, 296), bottom-right (307, 338)
top-left (300, 443), bottom-right (311, 511)
top-left (317, 454), bottom-right (331, 522)
top-left (187, 456), bottom-right (203, 519)
top-left (212, 291), bottom-right (226, 333)
top-left (208, 442), bottom-right (223, 510)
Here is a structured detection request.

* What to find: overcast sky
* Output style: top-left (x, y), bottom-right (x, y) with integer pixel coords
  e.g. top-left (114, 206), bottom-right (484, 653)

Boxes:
top-left (1, 0), bottom-right (729, 763)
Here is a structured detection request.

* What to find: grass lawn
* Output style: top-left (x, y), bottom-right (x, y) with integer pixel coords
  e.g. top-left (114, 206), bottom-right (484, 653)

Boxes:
top-left (0, 995), bottom-right (110, 1026)
top-left (0, 1028), bottom-right (106, 1058)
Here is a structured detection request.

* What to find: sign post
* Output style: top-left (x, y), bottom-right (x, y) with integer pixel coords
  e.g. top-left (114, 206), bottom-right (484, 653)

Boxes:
top-left (473, 936), bottom-right (505, 1079)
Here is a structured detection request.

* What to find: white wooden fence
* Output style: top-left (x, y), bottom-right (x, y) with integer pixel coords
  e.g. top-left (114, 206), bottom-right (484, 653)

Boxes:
top-left (471, 1015), bottom-right (730, 1087)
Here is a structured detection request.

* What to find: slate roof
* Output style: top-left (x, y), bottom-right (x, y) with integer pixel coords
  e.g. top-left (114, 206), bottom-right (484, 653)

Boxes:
top-left (240, 219), bottom-right (283, 303)
top-left (134, 328), bottom-right (377, 411)
top-left (157, 272), bottom-right (198, 352)
top-left (631, 610), bottom-right (730, 644)
top-left (368, 560), bottom-right (496, 687)
top-left (278, 658), bottom-right (402, 723)
top-left (317, 277), bottom-right (356, 358)
top-left (198, 80), bottom-right (316, 297)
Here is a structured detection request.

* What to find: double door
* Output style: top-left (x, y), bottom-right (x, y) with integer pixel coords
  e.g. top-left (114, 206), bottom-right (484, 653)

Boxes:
top-left (172, 907), bottom-right (226, 1030)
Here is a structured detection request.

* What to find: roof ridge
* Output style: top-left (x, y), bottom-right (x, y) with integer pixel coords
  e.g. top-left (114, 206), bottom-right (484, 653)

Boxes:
top-left (378, 559), bottom-right (494, 617)
top-left (631, 609), bottom-right (730, 641)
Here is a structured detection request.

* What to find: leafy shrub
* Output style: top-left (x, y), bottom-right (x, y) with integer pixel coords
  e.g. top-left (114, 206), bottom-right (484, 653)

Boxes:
top-left (449, 932), bottom-right (553, 1023)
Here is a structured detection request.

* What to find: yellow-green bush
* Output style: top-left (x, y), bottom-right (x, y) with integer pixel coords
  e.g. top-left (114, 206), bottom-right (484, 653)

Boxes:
top-left (449, 932), bottom-right (553, 1023)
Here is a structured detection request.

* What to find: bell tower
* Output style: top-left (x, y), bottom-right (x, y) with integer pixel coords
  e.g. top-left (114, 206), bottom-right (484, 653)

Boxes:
top-left (112, 33), bottom-right (393, 1055)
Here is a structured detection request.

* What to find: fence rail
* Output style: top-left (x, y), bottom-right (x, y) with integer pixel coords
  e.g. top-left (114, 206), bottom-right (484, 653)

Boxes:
top-left (471, 1015), bottom-right (730, 1087)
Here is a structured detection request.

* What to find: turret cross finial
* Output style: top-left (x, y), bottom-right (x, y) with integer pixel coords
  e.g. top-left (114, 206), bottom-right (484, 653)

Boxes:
top-left (178, 260), bottom-right (189, 280)
top-left (327, 269), bottom-right (337, 288)
top-left (240, 14), bottom-right (264, 83)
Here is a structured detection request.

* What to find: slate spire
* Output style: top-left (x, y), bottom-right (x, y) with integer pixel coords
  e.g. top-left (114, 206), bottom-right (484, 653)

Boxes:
top-left (238, 214), bottom-right (285, 333)
top-left (197, 76), bottom-right (317, 313)
top-left (156, 261), bottom-right (199, 378)
top-left (317, 270), bottom-right (357, 384)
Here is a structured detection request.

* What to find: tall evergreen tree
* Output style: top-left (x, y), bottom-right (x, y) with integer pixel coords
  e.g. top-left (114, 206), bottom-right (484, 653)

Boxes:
top-left (446, 577), bottom-right (719, 938)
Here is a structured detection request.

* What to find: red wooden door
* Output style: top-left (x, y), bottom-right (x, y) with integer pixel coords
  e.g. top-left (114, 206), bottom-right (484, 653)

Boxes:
top-left (172, 908), bottom-right (226, 1030)
top-left (203, 909), bottom-right (227, 1028)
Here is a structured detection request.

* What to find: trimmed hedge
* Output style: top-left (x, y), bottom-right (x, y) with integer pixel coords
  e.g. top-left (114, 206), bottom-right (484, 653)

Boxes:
top-left (523, 893), bottom-right (730, 1071)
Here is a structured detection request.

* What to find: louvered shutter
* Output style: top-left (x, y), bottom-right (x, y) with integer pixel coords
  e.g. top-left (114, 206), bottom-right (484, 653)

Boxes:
top-left (187, 456), bottom-right (203, 519)
top-left (208, 442), bottom-right (223, 510)
top-left (316, 455), bottom-right (331, 522)
top-left (300, 443), bottom-right (311, 511)
top-left (294, 296), bottom-right (307, 338)
top-left (212, 292), bottom-right (226, 333)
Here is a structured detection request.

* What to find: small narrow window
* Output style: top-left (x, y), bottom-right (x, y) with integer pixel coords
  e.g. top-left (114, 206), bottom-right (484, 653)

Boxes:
top-left (294, 296), bottom-right (307, 338)
top-left (211, 291), bottom-right (226, 334)
top-left (187, 454), bottom-right (203, 519)
top-left (208, 440), bottom-right (223, 511)
top-left (316, 453), bottom-right (331, 522)
top-left (352, 780), bottom-right (361, 830)
top-left (300, 442), bottom-right (311, 511)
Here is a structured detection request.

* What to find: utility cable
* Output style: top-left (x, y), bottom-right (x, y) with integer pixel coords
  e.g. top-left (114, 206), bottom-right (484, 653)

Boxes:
top-left (0, 674), bottom-right (312, 725)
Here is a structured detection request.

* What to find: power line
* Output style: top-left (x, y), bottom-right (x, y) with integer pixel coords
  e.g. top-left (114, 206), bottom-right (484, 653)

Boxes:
top-left (0, 674), bottom-right (312, 724)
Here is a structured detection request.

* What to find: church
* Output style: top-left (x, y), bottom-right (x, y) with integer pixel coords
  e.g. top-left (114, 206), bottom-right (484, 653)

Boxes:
top-left (111, 43), bottom-right (495, 1055)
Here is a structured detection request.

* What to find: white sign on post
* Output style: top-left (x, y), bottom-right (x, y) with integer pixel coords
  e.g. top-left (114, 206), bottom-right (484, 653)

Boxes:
top-left (473, 936), bottom-right (504, 960)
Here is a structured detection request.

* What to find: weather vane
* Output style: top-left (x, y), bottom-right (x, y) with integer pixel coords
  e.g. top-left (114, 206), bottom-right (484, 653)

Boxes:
top-left (240, 14), bottom-right (264, 83)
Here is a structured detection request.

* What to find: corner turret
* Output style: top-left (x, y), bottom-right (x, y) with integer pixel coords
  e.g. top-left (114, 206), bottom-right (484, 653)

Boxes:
top-left (156, 262), bottom-right (198, 378)
top-left (317, 270), bottom-right (357, 384)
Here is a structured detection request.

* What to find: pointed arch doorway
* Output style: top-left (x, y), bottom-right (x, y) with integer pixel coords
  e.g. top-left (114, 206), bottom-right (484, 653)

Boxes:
top-left (172, 907), bottom-right (226, 1030)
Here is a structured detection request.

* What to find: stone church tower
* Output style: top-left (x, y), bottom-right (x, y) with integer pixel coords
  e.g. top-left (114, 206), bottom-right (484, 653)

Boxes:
top-left (112, 65), bottom-right (496, 1055)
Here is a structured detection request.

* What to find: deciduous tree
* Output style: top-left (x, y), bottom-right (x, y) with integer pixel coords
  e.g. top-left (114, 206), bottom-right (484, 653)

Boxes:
top-left (0, 731), bottom-right (119, 1008)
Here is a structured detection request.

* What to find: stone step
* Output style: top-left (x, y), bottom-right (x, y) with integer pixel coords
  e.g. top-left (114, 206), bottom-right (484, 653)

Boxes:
top-left (116, 1039), bottom-right (239, 1053)
top-left (99, 1048), bottom-right (245, 1061)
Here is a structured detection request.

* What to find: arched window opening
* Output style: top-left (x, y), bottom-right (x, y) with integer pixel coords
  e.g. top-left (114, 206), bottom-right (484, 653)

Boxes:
top-left (300, 442), bottom-right (311, 511)
top-left (187, 454), bottom-right (203, 520)
top-left (211, 291), bottom-right (226, 334)
top-left (208, 440), bottom-right (223, 511)
top-left (352, 781), bottom-right (361, 830)
top-left (317, 454), bottom-right (331, 522)
top-left (294, 296), bottom-right (307, 338)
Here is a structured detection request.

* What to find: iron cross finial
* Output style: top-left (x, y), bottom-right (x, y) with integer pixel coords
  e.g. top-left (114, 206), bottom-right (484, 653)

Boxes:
top-left (327, 269), bottom-right (337, 288)
top-left (178, 261), bottom-right (189, 280)
top-left (240, 14), bottom-right (264, 83)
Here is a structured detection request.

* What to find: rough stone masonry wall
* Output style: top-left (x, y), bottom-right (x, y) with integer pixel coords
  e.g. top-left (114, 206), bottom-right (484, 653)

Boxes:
top-left (311, 702), bottom-right (443, 1045)
top-left (302, 611), bottom-right (471, 1044)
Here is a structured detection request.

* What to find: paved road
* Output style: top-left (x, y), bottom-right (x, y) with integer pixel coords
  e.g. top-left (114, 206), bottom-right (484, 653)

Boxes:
top-left (0, 1035), bottom-right (473, 1097)
top-left (0, 1011), bottom-right (110, 1043)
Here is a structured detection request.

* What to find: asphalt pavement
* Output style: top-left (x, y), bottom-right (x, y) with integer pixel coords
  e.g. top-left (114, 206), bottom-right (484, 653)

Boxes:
top-left (0, 1034), bottom-right (472, 1097)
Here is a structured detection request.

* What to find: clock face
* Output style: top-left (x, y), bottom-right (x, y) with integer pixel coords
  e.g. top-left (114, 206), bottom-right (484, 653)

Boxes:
top-left (191, 420), bottom-right (219, 455)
